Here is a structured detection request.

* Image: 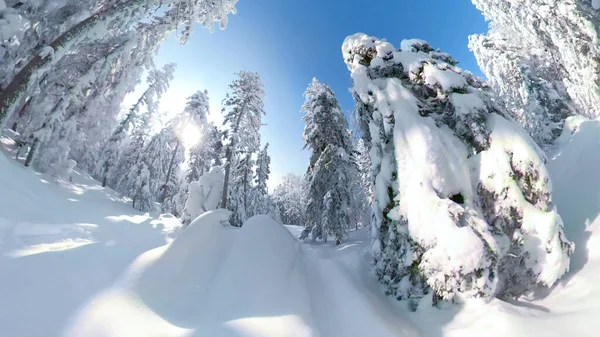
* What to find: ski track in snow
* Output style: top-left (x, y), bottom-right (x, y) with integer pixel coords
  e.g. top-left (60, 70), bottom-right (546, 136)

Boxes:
top-left (1, 118), bottom-right (600, 337)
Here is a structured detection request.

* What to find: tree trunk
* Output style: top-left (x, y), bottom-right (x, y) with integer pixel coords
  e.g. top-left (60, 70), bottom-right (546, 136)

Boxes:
top-left (221, 146), bottom-right (233, 209)
top-left (161, 141), bottom-right (180, 202)
top-left (0, 0), bottom-right (144, 123)
top-left (242, 155), bottom-right (250, 212)
top-left (101, 162), bottom-right (109, 187)
top-left (9, 97), bottom-right (31, 132)
top-left (24, 138), bottom-right (39, 167)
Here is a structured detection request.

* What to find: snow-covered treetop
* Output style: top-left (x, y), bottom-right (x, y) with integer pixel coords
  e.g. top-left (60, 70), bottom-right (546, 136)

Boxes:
top-left (222, 71), bottom-right (266, 153)
top-left (145, 63), bottom-right (177, 112)
top-left (301, 78), bottom-right (353, 154)
top-left (343, 33), bottom-right (491, 152)
top-left (183, 90), bottom-right (210, 126)
top-left (165, 0), bottom-right (239, 41)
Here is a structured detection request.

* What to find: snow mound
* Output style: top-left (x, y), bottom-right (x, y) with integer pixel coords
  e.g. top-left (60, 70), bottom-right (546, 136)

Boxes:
top-left (135, 209), bottom-right (234, 323)
top-left (65, 212), bottom-right (315, 337)
top-left (203, 215), bottom-right (314, 335)
top-left (548, 118), bottom-right (600, 265)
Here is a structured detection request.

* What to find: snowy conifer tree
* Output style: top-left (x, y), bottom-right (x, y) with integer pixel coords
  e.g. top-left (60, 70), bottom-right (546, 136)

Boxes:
top-left (300, 78), bottom-right (357, 244)
top-left (355, 138), bottom-right (373, 208)
top-left (255, 143), bottom-right (271, 196)
top-left (220, 71), bottom-right (266, 212)
top-left (0, 0), bottom-right (238, 124)
top-left (469, 0), bottom-right (600, 146)
top-left (162, 171), bottom-right (187, 216)
top-left (227, 153), bottom-right (255, 226)
top-left (142, 123), bottom-right (184, 201)
top-left (97, 63), bottom-right (175, 187)
top-left (182, 90), bottom-right (216, 181)
top-left (131, 162), bottom-right (152, 212)
top-left (273, 173), bottom-right (307, 227)
top-left (468, 31), bottom-right (574, 149)
top-left (246, 143), bottom-right (274, 218)
top-left (343, 34), bottom-right (573, 305)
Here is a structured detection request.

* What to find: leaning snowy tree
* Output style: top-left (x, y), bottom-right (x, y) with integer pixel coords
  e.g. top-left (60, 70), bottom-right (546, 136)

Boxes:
top-left (300, 78), bottom-right (358, 245)
top-left (0, 0), bottom-right (239, 125)
top-left (343, 34), bottom-right (573, 306)
top-left (97, 63), bottom-right (175, 187)
top-left (183, 90), bottom-right (214, 182)
top-left (220, 71), bottom-right (266, 212)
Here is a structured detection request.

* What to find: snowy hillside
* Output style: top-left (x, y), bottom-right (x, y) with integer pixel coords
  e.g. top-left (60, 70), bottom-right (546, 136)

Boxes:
top-left (0, 116), bottom-right (599, 336)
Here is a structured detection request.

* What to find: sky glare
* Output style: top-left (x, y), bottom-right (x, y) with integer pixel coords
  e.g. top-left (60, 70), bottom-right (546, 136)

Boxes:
top-left (154, 0), bottom-right (489, 190)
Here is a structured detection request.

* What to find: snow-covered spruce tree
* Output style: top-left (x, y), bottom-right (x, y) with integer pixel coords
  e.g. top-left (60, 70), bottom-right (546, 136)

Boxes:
top-left (254, 143), bottom-right (270, 196)
top-left (112, 112), bottom-right (153, 194)
top-left (18, 34), bottom-right (133, 172)
top-left (468, 30), bottom-right (574, 150)
top-left (346, 137), bottom-right (372, 230)
top-left (246, 144), bottom-right (281, 222)
top-left (0, 0), bottom-right (111, 88)
top-left (227, 152), bottom-right (255, 226)
top-left (220, 71), bottom-right (266, 212)
top-left (162, 170), bottom-right (186, 216)
top-left (182, 90), bottom-right (210, 126)
top-left (0, 0), bottom-right (238, 124)
top-left (300, 78), bottom-right (357, 245)
top-left (273, 173), bottom-right (307, 227)
top-left (469, 0), bottom-right (600, 146)
top-left (342, 34), bottom-right (573, 304)
top-left (131, 162), bottom-right (153, 212)
top-left (265, 195), bottom-right (282, 224)
top-left (142, 122), bottom-right (185, 202)
top-left (183, 90), bottom-right (215, 181)
top-left (97, 63), bottom-right (175, 187)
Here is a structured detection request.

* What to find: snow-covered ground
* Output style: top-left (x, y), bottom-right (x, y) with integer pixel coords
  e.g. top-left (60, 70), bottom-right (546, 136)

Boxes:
top-left (1, 117), bottom-right (599, 337)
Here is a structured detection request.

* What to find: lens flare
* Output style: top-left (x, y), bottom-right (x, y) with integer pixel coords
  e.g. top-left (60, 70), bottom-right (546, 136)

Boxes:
top-left (181, 124), bottom-right (201, 147)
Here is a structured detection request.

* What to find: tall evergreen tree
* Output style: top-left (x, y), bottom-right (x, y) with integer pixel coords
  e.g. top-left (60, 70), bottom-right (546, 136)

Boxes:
top-left (300, 78), bottom-right (357, 245)
top-left (228, 152), bottom-right (255, 226)
top-left (97, 63), bottom-right (175, 187)
top-left (182, 90), bottom-right (213, 182)
top-left (220, 71), bottom-right (266, 211)
top-left (131, 162), bottom-right (152, 212)
top-left (254, 143), bottom-right (271, 196)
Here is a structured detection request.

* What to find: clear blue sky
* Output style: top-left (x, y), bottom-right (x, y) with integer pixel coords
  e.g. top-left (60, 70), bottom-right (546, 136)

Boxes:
top-left (155, 0), bottom-right (488, 189)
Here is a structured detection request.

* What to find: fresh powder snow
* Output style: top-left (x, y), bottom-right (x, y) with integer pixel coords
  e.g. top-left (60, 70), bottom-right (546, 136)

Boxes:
top-left (1, 115), bottom-right (600, 336)
top-left (2, 1), bottom-right (600, 336)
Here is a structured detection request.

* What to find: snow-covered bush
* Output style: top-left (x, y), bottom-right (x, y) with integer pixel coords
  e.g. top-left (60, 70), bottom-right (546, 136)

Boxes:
top-left (343, 33), bottom-right (573, 304)
top-left (182, 167), bottom-right (225, 224)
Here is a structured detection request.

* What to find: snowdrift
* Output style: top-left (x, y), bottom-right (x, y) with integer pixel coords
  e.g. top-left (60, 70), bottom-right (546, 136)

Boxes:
top-left (0, 150), bottom-right (171, 337)
top-left (65, 212), bottom-right (316, 337)
top-left (5, 115), bottom-right (600, 337)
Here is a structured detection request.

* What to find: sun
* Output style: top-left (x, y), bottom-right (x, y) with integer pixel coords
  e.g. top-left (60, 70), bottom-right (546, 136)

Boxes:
top-left (180, 123), bottom-right (202, 148)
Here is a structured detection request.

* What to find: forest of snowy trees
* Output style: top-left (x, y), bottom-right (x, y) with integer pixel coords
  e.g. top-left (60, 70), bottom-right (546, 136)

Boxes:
top-left (2, 0), bottom-right (600, 312)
